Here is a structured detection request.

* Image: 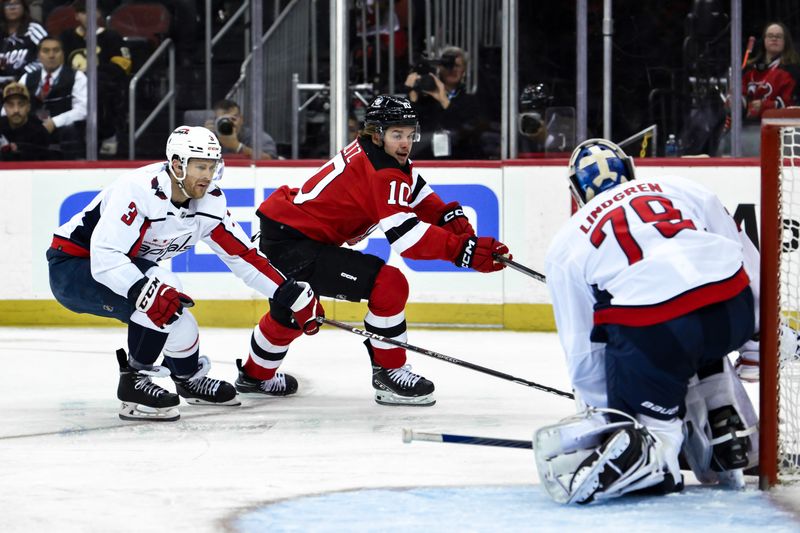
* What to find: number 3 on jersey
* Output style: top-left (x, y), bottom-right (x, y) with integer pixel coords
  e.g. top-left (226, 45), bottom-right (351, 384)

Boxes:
top-left (121, 202), bottom-right (138, 225)
top-left (590, 194), bottom-right (697, 265)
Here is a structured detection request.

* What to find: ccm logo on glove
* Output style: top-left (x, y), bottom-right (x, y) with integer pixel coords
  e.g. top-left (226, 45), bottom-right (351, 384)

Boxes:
top-left (274, 280), bottom-right (325, 335)
top-left (454, 236), bottom-right (511, 273)
top-left (130, 276), bottom-right (194, 329)
top-left (438, 202), bottom-right (475, 236)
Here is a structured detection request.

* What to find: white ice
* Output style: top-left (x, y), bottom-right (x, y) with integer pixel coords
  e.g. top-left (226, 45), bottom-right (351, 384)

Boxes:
top-left (0, 326), bottom-right (797, 532)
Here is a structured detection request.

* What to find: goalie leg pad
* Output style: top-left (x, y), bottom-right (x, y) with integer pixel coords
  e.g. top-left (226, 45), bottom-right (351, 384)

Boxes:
top-left (682, 357), bottom-right (758, 487)
top-left (534, 409), bottom-right (673, 504)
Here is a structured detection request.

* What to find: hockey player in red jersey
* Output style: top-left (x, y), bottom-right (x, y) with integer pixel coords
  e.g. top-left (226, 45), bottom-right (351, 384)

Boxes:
top-left (535, 139), bottom-right (760, 503)
top-left (46, 126), bottom-right (323, 421)
top-left (244, 95), bottom-right (511, 406)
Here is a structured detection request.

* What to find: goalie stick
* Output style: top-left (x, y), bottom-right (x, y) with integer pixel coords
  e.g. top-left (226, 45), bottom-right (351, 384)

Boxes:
top-left (492, 254), bottom-right (546, 283)
top-left (403, 428), bottom-right (532, 449)
top-left (318, 317), bottom-right (574, 399)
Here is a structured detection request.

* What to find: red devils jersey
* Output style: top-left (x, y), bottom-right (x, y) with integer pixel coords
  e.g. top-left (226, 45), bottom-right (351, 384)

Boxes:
top-left (258, 137), bottom-right (466, 261)
top-left (742, 59), bottom-right (796, 116)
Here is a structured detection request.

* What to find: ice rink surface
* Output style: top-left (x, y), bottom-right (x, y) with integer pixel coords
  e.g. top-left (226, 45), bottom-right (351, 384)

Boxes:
top-left (1, 326), bottom-right (798, 532)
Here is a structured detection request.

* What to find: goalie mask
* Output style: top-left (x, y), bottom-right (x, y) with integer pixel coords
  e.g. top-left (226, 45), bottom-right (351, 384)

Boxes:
top-left (166, 126), bottom-right (224, 184)
top-left (568, 138), bottom-right (635, 207)
top-left (364, 95), bottom-right (421, 142)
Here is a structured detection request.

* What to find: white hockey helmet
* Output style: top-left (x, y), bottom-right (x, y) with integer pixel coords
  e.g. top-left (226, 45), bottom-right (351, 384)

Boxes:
top-left (165, 125), bottom-right (223, 181)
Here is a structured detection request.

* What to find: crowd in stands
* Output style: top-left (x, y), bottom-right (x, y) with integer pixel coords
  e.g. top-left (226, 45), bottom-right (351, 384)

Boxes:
top-left (0, 1), bottom-right (798, 161)
top-left (0, 0), bottom-right (205, 160)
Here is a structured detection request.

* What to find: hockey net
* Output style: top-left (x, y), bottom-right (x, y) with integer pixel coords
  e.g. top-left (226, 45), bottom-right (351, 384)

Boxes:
top-left (760, 108), bottom-right (800, 488)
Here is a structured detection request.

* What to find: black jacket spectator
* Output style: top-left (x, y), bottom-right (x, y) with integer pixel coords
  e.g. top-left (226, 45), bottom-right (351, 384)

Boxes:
top-left (0, 80), bottom-right (53, 160)
top-left (19, 36), bottom-right (87, 159)
top-left (404, 46), bottom-right (485, 159)
top-left (0, 0), bottom-right (47, 82)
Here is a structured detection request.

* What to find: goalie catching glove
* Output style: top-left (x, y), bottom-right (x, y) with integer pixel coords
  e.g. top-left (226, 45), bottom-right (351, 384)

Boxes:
top-left (129, 276), bottom-right (194, 329)
top-left (273, 280), bottom-right (324, 335)
top-left (438, 201), bottom-right (475, 236)
top-left (454, 236), bottom-right (510, 273)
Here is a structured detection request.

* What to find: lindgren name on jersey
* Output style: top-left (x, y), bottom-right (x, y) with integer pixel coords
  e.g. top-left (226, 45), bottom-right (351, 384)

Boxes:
top-left (578, 182), bottom-right (665, 234)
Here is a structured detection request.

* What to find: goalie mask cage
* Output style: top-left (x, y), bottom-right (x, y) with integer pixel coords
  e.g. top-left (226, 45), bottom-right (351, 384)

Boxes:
top-left (760, 107), bottom-right (800, 489)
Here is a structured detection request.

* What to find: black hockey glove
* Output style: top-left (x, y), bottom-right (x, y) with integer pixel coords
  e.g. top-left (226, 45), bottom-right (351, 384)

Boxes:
top-left (273, 280), bottom-right (325, 335)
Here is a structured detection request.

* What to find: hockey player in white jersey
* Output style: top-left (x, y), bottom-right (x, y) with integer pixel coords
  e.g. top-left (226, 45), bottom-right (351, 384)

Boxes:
top-left (46, 126), bottom-right (323, 421)
top-left (536, 139), bottom-right (759, 504)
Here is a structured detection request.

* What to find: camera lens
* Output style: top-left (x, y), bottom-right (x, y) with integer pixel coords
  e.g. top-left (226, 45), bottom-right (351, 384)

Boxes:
top-left (413, 74), bottom-right (437, 93)
top-left (216, 117), bottom-right (234, 136)
top-left (519, 113), bottom-right (543, 135)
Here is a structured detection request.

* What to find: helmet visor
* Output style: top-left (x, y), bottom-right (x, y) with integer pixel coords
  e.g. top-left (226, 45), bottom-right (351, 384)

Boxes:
top-left (382, 124), bottom-right (421, 143)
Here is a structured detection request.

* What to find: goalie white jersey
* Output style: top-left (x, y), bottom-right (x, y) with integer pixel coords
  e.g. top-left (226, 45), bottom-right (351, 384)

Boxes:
top-left (545, 175), bottom-right (760, 407)
top-left (52, 161), bottom-right (287, 299)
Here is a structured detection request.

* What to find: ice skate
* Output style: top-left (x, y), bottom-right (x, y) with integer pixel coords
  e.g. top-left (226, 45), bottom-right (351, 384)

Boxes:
top-left (116, 349), bottom-right (180, 422)
top-left (234, 359), bottom-right (298, 396)
top-left (173, 356), bottom-right (240, 406)
top-left (366, 341), bottom-right (435, 406)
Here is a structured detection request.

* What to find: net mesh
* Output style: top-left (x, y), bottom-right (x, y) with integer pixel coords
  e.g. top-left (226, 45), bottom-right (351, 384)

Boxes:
top-left (778, 125), bottom-right (800, 481)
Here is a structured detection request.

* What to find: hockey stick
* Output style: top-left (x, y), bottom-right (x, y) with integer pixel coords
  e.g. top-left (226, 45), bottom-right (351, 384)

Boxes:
top-left (318, 317), bottom-right (574, 399)
top-left (492, 254), bottom-right (546, 283)
top-left (402, 428), bottom-right (532, 449)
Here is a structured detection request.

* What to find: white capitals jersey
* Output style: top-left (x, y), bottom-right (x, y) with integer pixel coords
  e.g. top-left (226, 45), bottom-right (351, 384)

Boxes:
top-left (545, 175), bottom-right (760, 408)
top-left (52, 161), bottom-right (287, 299)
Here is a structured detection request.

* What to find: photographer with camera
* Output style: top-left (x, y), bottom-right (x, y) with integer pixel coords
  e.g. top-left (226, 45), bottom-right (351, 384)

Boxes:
top-left (204, 99), bottom-right (278, 160)
top-left (403, 46), bottom-right (484, 159)
top-left (517, 83), bottom-right (554, 156)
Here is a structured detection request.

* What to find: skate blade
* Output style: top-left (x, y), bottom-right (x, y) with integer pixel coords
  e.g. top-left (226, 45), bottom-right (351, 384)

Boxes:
top-left (183, 397), bottom-right (242, 406)
top-left (375, 390), bottom-right (436, 407)
top-left (118, 401), bottom-right (180, 422)
top-left (235, 389), bottom-right (295, 398)
top-left (717, 468), bottom-right (746, 489)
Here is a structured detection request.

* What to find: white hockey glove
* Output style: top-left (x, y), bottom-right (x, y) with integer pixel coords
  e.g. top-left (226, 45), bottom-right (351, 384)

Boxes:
top-left (734, 339), bottom-right (759, 383)
top-left (736, 326), bottom-right (800, 383)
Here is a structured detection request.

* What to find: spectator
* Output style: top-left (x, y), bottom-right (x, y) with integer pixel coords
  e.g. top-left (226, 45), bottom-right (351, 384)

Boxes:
top-left (0, 80), bottom-right (50, 159)
top-left (721, 22), bottom-right (799, 156)
top-left (0, 0), bottom-right (47, 83)
top-left (60, 0), bottom-right (131, 155)
top-left (20, 35), bottom-right (87, 159)
top-left (404, 46), bottom-right (484, 159)
top-left (742, 22), bottom-right (799, 119)
top-left (204, 98), bottom-right (278, 160)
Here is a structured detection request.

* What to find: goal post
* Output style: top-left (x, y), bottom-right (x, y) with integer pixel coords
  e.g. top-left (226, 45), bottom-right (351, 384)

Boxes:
top-left (760, 107), bottom-right (800, 489)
